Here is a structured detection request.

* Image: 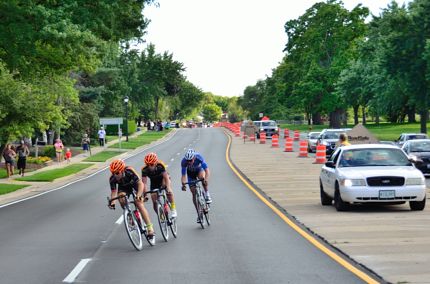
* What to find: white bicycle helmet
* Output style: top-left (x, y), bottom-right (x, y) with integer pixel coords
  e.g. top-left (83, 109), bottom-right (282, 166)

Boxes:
top-left (185, 149), bottom-right (196, 160)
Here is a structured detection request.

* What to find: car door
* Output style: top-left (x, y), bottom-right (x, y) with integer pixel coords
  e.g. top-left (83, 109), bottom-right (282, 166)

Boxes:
top-left (324, 149), bottom-right (341, 197)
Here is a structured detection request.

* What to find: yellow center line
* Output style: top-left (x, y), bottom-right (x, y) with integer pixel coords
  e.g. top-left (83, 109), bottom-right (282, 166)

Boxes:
top-left (224, 130), bottom-right (380, 284)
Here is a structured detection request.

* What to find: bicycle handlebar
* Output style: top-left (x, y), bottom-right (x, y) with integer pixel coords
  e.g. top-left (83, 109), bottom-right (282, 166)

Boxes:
top-left (183, 178), bottom-right (205, 186)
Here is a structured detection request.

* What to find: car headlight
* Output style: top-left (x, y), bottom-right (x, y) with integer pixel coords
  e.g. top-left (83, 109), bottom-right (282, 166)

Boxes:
top-left (322, 141), bottom-right (330, 146)
top-left (405, 177), bottom-right (425, 185)
top-left (260, 128), bottom-right (264, 132)
top-left (340, 178), bottom-right (366, 187)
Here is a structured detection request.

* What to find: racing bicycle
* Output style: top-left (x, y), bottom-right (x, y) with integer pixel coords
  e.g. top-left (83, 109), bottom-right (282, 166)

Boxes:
top-left (146, 186), bottom-right (178, 242)
top-left (107, 191), bottom-right (155, 251)
top-left (184, 179), bottom-right (210, 229)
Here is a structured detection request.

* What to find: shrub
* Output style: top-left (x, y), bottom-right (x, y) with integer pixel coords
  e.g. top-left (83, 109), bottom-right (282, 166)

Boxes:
top-left (42, 146), bottom-right (56, 158)
top-left (27, 156), bottom-right (52, 164)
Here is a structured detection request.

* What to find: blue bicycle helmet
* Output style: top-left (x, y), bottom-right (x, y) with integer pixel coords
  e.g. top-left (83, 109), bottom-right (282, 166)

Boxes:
top-left (185, 149), bottom-right (196, 160)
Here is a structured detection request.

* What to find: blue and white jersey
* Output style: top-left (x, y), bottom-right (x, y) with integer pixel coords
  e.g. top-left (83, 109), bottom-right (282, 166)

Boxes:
top-left (181, 153), bottom-right (208, 176)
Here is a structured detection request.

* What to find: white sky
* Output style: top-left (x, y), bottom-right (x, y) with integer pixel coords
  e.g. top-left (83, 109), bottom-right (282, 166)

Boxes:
top-left (142, 0), bottom-right (410, 97)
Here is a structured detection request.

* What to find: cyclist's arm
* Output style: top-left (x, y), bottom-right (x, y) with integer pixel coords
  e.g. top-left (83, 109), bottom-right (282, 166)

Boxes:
top-left (162, 171), bottom-right (172, 191)
top-left (180, 160), bottom-right (187, 184)
top-left (141, 175), bottom-right (149, 193)
top-left (204, 167), bottom-right (210, 182)
top-left (137, 179), bottom-right (145, 196)
top-left (109, 181), bottom-right (118, 205)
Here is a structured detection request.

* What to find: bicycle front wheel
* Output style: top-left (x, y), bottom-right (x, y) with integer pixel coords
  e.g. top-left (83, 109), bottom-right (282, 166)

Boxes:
top-left (123, 209), bottom-right (143, 251)
top-left (195, 193), bottom-right (205, 229)
top-left (204, 204), bottom-right (211, 226)
top-left (157, 204), bottom-right (169, 241)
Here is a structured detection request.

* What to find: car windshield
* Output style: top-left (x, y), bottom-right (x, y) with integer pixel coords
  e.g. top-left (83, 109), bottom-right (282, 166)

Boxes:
top-left (410, 141), bottom-right (430, 152)
top-left (262, 121), bottom-right (276, 127)
top-left (309, 133), bottom-right (320, 139)
top-left (338, 148), bottom-right (411, 167)
top-left (322, 132), bottom-right (342, 139)
top-left (407, 134), bottom-right (428, 140)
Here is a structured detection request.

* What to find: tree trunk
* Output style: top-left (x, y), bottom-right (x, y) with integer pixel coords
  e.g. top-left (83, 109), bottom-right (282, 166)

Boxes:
top-left (312, 112), bottom-right (323, 125)
top-left (375, 113), bottom-right (380, 125)
top-left (353, 105), bottom-right (359, 125)
top-left (329, 109), bottom-right (343, 128)
top-left (154, 96), bottom-right (159, 120)
top-left (407, 108), bottom-right (416, 123)
top-left (420, 109), bottom-right (428, 134)
top-left (362, 106), bottom-right (366, 125)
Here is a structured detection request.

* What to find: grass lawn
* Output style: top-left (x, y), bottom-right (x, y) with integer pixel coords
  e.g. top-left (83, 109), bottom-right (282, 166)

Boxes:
top-left (15, 163), bottom-right (94, 182)
top-left (0, 183), bottom-right (29, 195)
top-left (83, 151), bottom-right (123, 162)
top-left (280, 122), bottom-right (429, 141)
top-left (0, 168), bottom-right (36, 179)
top-left (109, 130), bottom-right (171, 149)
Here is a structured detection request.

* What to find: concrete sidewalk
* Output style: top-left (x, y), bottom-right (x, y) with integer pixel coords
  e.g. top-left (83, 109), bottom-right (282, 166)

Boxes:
top-left (0, 129), bottom-right (176, 206)
top-left (229, 131), bottom-right (430, 284)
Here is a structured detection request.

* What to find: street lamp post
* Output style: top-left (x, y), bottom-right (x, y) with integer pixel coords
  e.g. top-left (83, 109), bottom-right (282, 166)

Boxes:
top-left (124, 96), bottom-right (129, 142)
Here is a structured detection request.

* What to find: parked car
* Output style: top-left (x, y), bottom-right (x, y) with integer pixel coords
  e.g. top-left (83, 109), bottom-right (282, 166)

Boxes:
top-left (253, 120), bottom-right (279, 139)
top-left (317, 128), bottom-right (351, 157)
top-left (401, 139), bottom-right (430, 175)
top-left (307, 132), bottom-right (321, 153)
top-left (320, 144), bottom-right (426, 211)
top-left (396, 133), bottom-right (429, 147)
top-left (170, 121), bottom-right (177, 128)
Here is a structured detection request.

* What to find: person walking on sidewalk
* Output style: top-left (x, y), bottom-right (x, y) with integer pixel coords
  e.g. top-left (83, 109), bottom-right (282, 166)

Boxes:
top-left (2, 143), bottom-right (16, 178)
top-left (108, 159), bottom-right (155, 242)
top-left (16, 141), bottom-right (30, 176)
top-left (141, 152), bottom-right (178, 218)
top-left (81, 133), bottom-right (90, 155)
top-left (65, 148), bottom-right (72, 163)
top-left (181, 149), bottom-right (212, 223)
top-left (98, 126), bottom-right (106, 147)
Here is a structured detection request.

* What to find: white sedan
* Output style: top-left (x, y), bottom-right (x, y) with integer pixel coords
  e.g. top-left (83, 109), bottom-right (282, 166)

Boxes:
top-left (319, 144), bottom-right (426, 211)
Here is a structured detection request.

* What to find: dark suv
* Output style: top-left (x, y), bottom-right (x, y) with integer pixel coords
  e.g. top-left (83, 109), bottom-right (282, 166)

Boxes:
top-left (253, 120), bottom-right (279, 139)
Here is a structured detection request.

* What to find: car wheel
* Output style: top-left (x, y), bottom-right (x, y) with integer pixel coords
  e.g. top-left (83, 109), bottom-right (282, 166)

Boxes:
top-left (410, 196), bottom-right (426, 211)
top-left (320, 180), bottom-right (332, 206)
top-left (256, 133), bottom-right (260, 139)
top-left (334, 184), bottom-right (349, 211)
top-left (308, 146), bottom-right (312, 153)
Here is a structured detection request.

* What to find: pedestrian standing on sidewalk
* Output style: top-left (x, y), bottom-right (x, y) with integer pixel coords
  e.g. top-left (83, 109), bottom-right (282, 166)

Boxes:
top-left (2, 143), bottom-right (16, 178)
top-left (339, 133), bottom-right (351, 147)
top-left (98, 126), bottom-right (106, 147)
top-left (16, 140), bottom-right (30, 176)
top-left (54, 138), bottom-right (64, 163)
top-left (81, 133), bottom-right (90, 155)
top-left (65, 148), bottom-right (72, 163)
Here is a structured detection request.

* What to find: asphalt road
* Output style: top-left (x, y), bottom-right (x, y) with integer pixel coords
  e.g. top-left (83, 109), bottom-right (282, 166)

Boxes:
top-left (0, 128), bottom-right (367, 284)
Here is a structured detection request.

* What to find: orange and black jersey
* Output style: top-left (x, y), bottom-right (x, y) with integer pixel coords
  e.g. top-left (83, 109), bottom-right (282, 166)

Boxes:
top-left (109, 166), bottom-right (141, 192)
top-left (141, 162), bottom-right (167, 190)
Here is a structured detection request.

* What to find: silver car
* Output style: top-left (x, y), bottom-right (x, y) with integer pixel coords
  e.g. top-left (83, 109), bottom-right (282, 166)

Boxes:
top-left (307, 132), bottom-right (321, 153)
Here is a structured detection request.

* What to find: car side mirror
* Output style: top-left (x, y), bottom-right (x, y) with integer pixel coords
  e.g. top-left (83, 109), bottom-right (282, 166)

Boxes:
top-left (408, 155), bottom-right (423, 165)
top-left (325, 161), bottom-right (335, 168)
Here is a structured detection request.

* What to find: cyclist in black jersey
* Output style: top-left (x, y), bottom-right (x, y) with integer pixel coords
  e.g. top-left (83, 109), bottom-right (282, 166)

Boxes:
top-left (142, 153), bottom-right (177, 218)
top-left (108, 159), bottom-right (155, 239)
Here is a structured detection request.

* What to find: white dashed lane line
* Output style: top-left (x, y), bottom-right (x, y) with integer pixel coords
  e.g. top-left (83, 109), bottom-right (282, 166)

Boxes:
top-left (115, 215), bottom-right (124, 224)
top-left (63, 258), bottom-right (92, 283)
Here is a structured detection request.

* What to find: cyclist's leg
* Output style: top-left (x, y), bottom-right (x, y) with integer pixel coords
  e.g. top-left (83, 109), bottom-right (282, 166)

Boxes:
top-left (198, 169), bottom-right (212, 202)
top-left (162, 178), bottom-right (176, 209)
top-left (136, 200), bottom-right (154, 235)
top-left (151, 192), bottom-right (158, 213)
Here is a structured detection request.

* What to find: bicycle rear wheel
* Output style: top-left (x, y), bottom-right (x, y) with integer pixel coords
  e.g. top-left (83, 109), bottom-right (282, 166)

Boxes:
top-left (124, 208), bottom-right (143, 251)
top-left (157, 203), bottom-right (169, 241)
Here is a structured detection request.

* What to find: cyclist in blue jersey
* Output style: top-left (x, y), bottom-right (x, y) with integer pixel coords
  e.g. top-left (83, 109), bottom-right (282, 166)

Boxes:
top-left (181, 149), bottom-right (212, 222)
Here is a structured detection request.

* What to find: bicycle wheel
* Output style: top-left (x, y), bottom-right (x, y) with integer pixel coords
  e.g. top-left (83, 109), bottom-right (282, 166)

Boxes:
top-left (204, 204), bottom-right (211, 226)
top-left (195, 192), bottom-right (205, 229)
top-left (167, 203), bottom-right (178, 238)
top-left (157, 203), bottom-right (169, 241)
top-left (123, 208), bottom-right (143, 251)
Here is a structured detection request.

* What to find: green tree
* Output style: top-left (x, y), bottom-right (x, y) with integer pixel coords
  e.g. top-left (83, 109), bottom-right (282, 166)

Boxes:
top-left (202, 103), bottom-right (222, 122)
